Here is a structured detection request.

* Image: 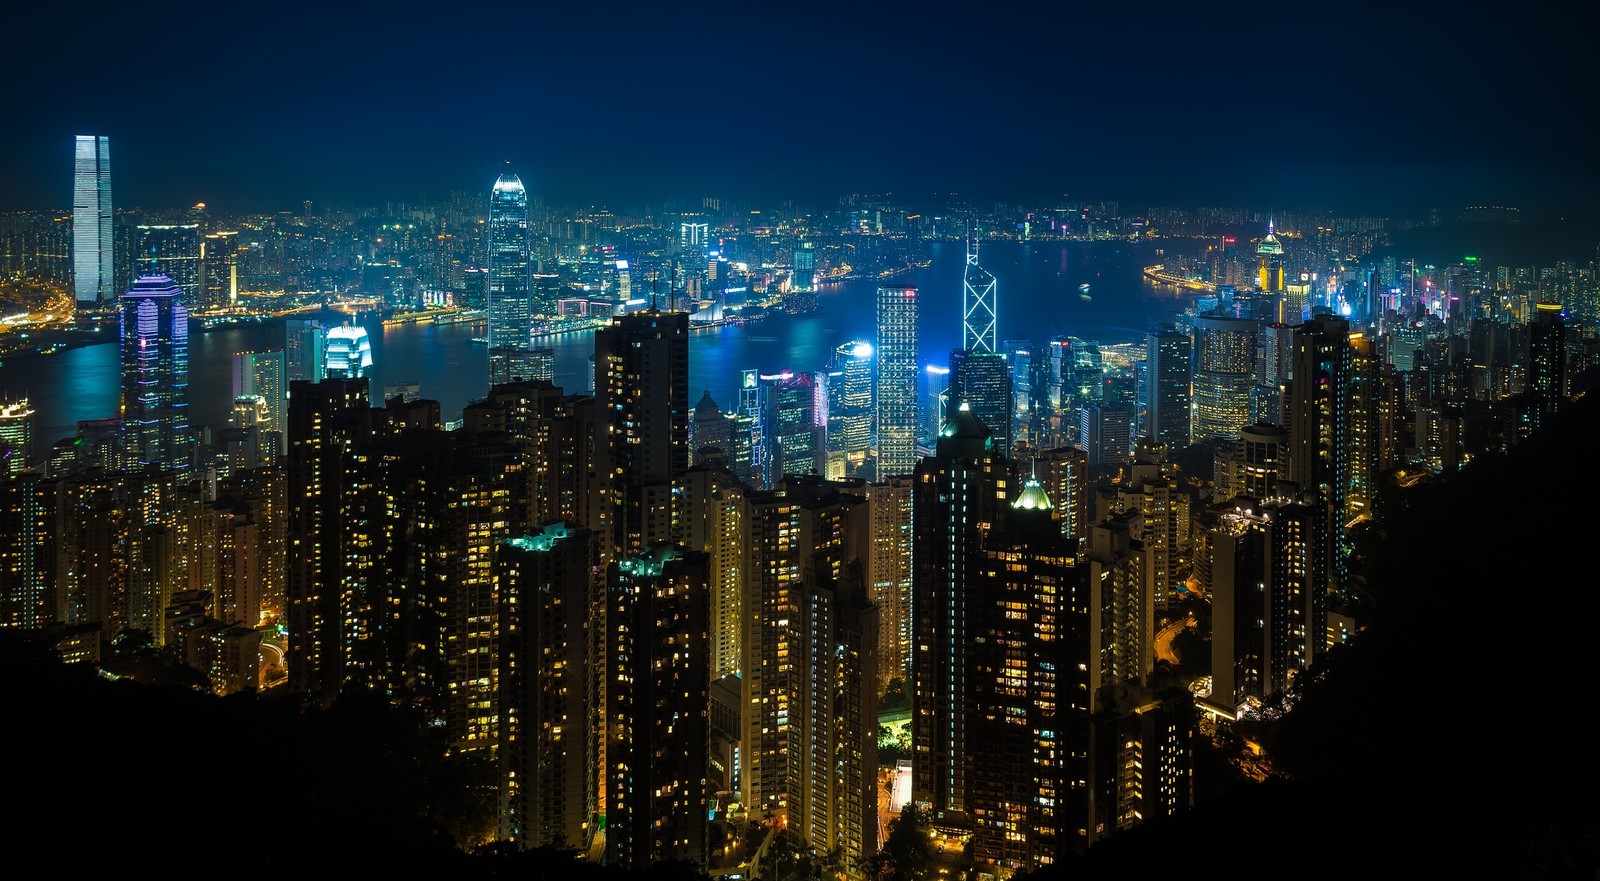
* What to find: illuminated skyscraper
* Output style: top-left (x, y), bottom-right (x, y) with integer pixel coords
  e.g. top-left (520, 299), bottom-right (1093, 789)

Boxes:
top-left (1256, 223), bottom-right (1284, 293)
top-left (0, 399), bottom-right (34, 477)
top-left (285, 318), bottom-right (326, 384)
top-left (119, 274), bottom-right (191, 472)
top-left (1191, 315), bottom-right (1256, 441)
top-left (1143, 329), bottom-right (1191, 448)
top-left (199, 230), bottom-right (239, 310)
top-left (488, 170), bottom-right (534, 384)
top-left (792, 240), bottom-right (816, 293)
top-left (1285, 314), bottom-right (1351, 596)
top-left (962, 235), bottom-right (997, 354)
top-left (232, 351), bottom-right (285, 453)
top-left (949, 349), bottom-right (1013, 457)
top-left (72, 134), bottom-right (112, 306)
top-left (595, 309), bottom-right (690, 561)
top-left (134, 224), bottom-right (201, 307)
top-left (825, 340), bottom-right (874, 478)
top-left (875, 285), bottom-right (919, 477)
top-left (324, 323), bottom-right (373, 379)
top-left (769, 370), bottom-right (825, 479)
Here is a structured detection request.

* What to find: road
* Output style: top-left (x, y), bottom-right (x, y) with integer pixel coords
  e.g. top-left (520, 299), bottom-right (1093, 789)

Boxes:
top-left (1154, 613), bottom-right (1196, 666)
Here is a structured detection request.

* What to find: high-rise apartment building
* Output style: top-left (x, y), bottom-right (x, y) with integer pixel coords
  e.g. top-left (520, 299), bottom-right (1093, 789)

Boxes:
top-left (119, 275), bottom-right (192, 472)
top-left (875, 285), bottom-right (919, 477)
top-left (912, 403), bottom-right (1011, 825)
top-left (488, 171), bottom-right (534, 385)
top-left (1033, 445), bottom-right (1089, 542)
top-left (72, 135), bottom-right (112, 306)
top-left (594, 309), bottom-right (690, 562)
top-left (1077, 401), bottom-right (1131, 472)
top-left (1285, 314), bottom-right (1351, 594)
top-left (865, 476), bottom-right (913, 685)
top-left (604, 547), bottom-right (709, 871)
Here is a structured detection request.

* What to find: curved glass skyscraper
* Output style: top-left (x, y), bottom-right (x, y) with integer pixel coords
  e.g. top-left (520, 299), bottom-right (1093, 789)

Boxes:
top-left (73, 135), bottom-right (112, 306)
top-left (487, 170), bottom-right (532, 385)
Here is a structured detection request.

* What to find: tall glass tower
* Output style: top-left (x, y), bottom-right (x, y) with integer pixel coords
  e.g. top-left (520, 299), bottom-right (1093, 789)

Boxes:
top-left (961, 235), bottom-right (997, 354)
top-left (119, 274), bottom-right (191, 471)
top-left (72, 135), bottom-right (112, 306)
top-left (487, 170), bottom-right (533, 385)
top-left (876, 284), bottom-right (919, 477)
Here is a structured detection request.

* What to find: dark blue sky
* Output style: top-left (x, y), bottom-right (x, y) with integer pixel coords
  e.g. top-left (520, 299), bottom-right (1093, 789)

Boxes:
top-left (3, 1), bottom-right (1593, 216)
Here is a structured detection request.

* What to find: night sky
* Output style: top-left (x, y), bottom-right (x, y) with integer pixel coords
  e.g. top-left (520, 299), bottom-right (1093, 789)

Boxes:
top-left (3, 1), bottom-right (1594, 215)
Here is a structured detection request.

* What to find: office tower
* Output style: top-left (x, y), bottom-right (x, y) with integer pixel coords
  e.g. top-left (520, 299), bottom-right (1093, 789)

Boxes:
top-left (1347, 333), bottom-right (1380, 519)
top-left (731, 369), bottom-right (774, 490)
top-left (1205, 494), bottom-right (1328, 714)
top-left (912, 402), bottom-right (1011, 825)
top-left (488, 171), bottom-right (534, 385)
top-left (134, 224), bottom-right (201, 307)
top-left (1256, 223), bottom-right (1284, 292)
top-left (1282, 272), bottom-right (1313, 324)
top-left (285, 377), bottom-right (373, 700)
top-left (920, 364), bottom-right (950, 447)
top-left (604, 547), bottom-right (709, 871)
top-left (1077, 401), bottom-right (1131, 472)
top-left (0, 399), bottom-right (34, 477)
top-left (285, 318), bottom-right (327, 384)
top-left (791, 240), bottom-right (816, 293)
top-left (595, 309), bottom-right (689, 562)
top-left (865, 476), bottom-right (913, 685)
top-left (770, 370), bottom-right (825, 479)
top-left (825, 341), bottom-right (874, 479)
top-left (461, 265), bottom-right (489, 310)
top-left (490, 346), bottom-right (555, 385)
top-left (1144, 330), bottom-right (1191, 448)
top-left (497, 522), bottom-right (597, 851)
top-left (199, 230), bottom-right (239, 310)
top-left (691, 390), bottom-right (733, 465)
top-left (232, 351), bottom-right (285, 454)
top-left (679, 464), bottom-right (747, 681)
top-left (949, 349), bottom-right (1013, 457)
top-left (1253, 322), bottom-right (1295, 425)
top-left (962, 236), bottom-right (997, 354)
top-left (119, 274), bottom-right (192, 472)
top-left (1084, 510), bottom-right (1149, 704)
top-left (1033, 445), bottom-right (1089, 542)
top-left (1191, 315), bottom-right (1256, 441)
top-left (0, 470), bottom-right (53, 628)
top-left (1285, 314), bottom-right (1351, 592)
top-left (875, 285), bottom-right (919, 477)
top-left (968, 478), bottom-right (1084, 868)
top-left (72, 134), bottom-right (112, 306)
top-left (1004, 340), bottom-right (1033, 447)
top-left (324, 323), bottom-right (373, 379)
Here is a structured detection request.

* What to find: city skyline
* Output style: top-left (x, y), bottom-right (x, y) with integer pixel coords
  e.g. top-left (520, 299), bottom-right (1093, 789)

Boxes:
top-left (3, 4), bottom-right (1596, 215)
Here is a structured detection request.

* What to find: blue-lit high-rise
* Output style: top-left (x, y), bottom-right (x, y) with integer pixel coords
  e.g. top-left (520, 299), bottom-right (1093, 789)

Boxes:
top-left (825, 340), bottom-right (874, 478)
top-left (1144, 329), bottom-right (1191, 448)
top-left (285, 318), bottom-right (327, 384)
top-left (119, 274), bottom-right (191, 471)
top-left (487, 170), bottom-right (533, 385)
top-left (73, 135), bottom-right (112, 306)
top-left (876, 285), bottom-right (919, 477)
top-left (325, 323), bottom-right (373, 379)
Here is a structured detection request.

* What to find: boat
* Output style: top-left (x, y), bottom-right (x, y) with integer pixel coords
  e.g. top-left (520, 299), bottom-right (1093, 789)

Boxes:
top-left (1079, 283), bottom-right (1092, 301)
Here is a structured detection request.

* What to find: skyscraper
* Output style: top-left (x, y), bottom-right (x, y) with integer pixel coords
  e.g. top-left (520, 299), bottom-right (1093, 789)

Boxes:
top-left (1285, 314), bottom-right (1351, 596)
top-left (1144, 329), bottom-right (1191, 448)
top-left (769, 370), bottom-right (825, 479)
top-left (119, 274), bottom-right (191, 472)
top-left (324, 323), bottom-right (373, 379)
top-left (72, 135), bottom-right (112, 306)
top-left (199, 230), bottom-right (240, 311)
top-left (825, 341), bottom-right (874, 478)
top-left (948, 349), bottom-right (1013, 457)
top-left (595, 309), bottom-right (690, 562)
top-left (0, 399), bottom-right (34, 477)
top-left (1191, 315), bottom-right (1257, 441)
top-left (488, 171), bottom-right (533, 385)
top-left (962, 235), bottom-right (997, 354)
top-left (285, 318), bottom-right (327, 384)
top-left (134, 224), bottom-right (202, 308)
top-left (232, 351), bottom-right (285, 453)
top-left (875, 285), bottom-right (919, 477)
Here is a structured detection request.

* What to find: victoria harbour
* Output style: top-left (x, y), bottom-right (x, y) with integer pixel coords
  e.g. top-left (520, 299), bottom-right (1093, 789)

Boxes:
top-left (1, 239), bottom-right (1197, 447)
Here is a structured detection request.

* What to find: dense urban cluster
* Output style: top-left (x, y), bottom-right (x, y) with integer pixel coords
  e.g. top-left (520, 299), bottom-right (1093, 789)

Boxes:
top-left (2, 135), bottom-right (1598, 879)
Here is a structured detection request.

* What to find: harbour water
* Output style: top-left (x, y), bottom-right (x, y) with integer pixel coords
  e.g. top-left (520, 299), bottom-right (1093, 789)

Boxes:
top-left (0, 239), bottom-right (1202, 451)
